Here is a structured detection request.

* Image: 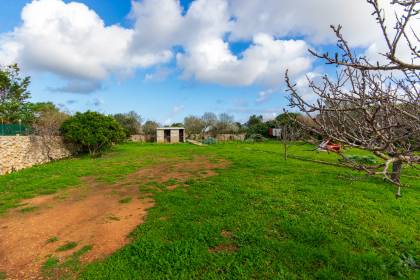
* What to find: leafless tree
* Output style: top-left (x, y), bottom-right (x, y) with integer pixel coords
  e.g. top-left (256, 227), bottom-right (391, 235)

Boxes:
top-left (32, 109), bottom-right (69, 160)
top-left (201, 112), bottom-right (218, 135)
top-left (285, 0), bottom-right (419, 197)
top-left (278, 123), bottom-right (302, 160)
top-left (215, 113), bottom-right (239, 135)
top-left (143, 120), bottom-right (159, 142)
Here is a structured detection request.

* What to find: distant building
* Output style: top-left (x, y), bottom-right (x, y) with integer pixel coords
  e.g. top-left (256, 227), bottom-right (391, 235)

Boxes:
top-left (268, 128), bottom-right (282, 137)
top-left (156, 127), bottom-right (186, 143)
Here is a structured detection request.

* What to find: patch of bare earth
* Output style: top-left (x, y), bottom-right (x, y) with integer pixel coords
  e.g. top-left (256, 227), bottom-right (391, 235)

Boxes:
top-left (208, 244), bottom-right (238, 253)
top-left (220, 230), bottom-right (233, 239)
top-left (208, 230), bottom-right (238, 254)
top-left (0, 156), bottom-right (228, 279)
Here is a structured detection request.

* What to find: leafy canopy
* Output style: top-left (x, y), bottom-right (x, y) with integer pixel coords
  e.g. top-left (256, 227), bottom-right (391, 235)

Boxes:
top-left (0, 64), bottom-right (33, 124)
top-left (60, 111), bottom-right (125, 156)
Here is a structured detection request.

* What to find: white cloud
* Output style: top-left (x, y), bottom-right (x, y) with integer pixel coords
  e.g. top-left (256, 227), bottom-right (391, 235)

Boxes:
top-left (1, 0), bottom-right (413, 94)
top-left (177, 34), bottom-right (311, 87)
top-left (229, 0), bottom-right (379, 47)
top-left (0, 0), bottom-right (172, 82)
top-left (256, 89), bottom-right (275, 103)
top-left (130, 0), bottom-right (184, 52)
top-left (1, 0), bottom-right (311, 89)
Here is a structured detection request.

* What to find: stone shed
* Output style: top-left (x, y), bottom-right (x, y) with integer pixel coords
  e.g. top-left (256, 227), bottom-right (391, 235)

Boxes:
top-left (156, 127), bottom-right (185, 143)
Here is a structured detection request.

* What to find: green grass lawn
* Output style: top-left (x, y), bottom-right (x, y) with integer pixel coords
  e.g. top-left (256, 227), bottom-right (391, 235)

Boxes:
top-left (1, 142), bottom-right (419, 279)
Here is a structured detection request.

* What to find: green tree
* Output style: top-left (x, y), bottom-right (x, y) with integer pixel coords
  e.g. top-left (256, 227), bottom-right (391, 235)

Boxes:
top-left (0, 64), bottom-right (33, 124)
top-left (31, 102), bottom-right (60, 115)
top-left (275, 113), bottom-right (301, 127)
top-left (60, 111), bottom-right (125, 156)
top-left (246, 115), bottom-right (269, 137)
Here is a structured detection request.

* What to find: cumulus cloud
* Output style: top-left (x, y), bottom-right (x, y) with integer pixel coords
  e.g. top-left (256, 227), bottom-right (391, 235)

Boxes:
top-left (229, 0), bottom-right (378, 46)
top-left (1, 0), bottom-right (410, 94)
top-left (0, 0), bottom-right (172, 83)
top-left (177, 34), bottom-right (312, 86)
top-left (130, 0), bottom-right (184, 52)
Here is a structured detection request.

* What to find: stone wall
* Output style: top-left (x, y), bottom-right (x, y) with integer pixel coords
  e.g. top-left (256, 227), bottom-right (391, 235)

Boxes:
top-left (216, 134), bottom-right (246, 141)
top-left (0, 136), bottom-right (73, 175)
top-left (156, 130), bottom-right (165, 143)
top-left (170, 129), bottom-right (180, 143)
top-left (130, 134), bottom-right (147, 142)
top-left (189, 133), bottom-right (246, 141)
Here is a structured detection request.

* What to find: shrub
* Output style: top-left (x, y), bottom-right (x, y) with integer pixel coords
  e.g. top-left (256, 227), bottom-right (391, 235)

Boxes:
top-left (202, 137), bottom-right (217, 145)
top-left (344, 155), bottom-right (377, 165)
top-left (247, 134), bottom-right (266, 142)
top-left (60, 111), bottom-right (125, 156)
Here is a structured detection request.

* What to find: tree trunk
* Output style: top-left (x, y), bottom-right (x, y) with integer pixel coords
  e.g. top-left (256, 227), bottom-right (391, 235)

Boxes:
top-left (283, 126), bottom-right (288, 160)
top-left (391, 160), bottom-right (403, 198)
top-left (284, 141), bottom-right (288, 160)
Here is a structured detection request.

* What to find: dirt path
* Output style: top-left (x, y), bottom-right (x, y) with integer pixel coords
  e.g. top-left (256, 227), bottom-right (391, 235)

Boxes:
top-left (0, 156), bottom-right (227, 279)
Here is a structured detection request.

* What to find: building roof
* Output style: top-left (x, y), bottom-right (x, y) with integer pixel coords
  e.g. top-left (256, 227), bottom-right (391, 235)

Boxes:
top-left (156, 127), bottom-right (185, 130)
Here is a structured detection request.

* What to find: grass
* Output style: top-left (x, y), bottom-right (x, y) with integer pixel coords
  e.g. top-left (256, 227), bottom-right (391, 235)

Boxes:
top-left (46, 236), bottom-right (59, 244)
top-left (56, 242), bottom-right (78, 252)
top-left (42, 256), bottom-right (60, 270)
top-left (119, 197), bottom-right (132, 204)
top-left (42, 245), bottom-right (93, 279)
top-left (19, 206), bottom-right (39, 213)
top-left (1, 142), bottom-right (419, 279)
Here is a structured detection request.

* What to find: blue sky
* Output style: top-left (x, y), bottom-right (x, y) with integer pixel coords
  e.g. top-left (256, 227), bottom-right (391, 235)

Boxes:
top-left (0, 0), bottom-right (380, 124)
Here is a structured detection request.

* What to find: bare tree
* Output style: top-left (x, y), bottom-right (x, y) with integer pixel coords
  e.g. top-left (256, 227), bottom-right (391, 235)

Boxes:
top-left (32, 109), bottom-right (69, 160)
top-left (215, 113), bottom-right (239, 134)
top-left (278, 123), bottom-right (302, 161)
top-left (286, 0), bottom-right (419, 197)
top-left (113, 111), bottom-right (142, 137)
top-left (184, 115), bottom-right (205, 137)
top-left (142, 120), bottom-right (159, 142)
top-left (201, 112), bottom-right (218, 134)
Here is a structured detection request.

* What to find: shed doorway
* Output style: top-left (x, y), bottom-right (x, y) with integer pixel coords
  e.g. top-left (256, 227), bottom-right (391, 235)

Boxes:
top-left (179, 129), bottom-right (184, 143)
top-left (164, 129), bottom-right (171, 143)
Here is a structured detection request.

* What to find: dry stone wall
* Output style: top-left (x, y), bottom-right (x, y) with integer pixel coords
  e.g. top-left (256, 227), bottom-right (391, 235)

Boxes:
top-left (0, 136), bottom-right (73, 175)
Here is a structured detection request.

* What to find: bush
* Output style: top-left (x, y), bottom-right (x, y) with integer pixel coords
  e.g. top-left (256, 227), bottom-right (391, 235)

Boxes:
top-left (246, 134), bottom-right (266, 142)
top-left (344, 155), bottom-right (377, 165)
top-left (60, 111), bottom-right (125, 156)
top-left (202, 137), bottom-right (217, 145)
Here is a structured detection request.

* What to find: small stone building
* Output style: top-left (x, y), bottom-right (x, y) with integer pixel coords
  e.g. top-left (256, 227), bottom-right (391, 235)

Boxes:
top-left (156, 127), bottom-right (185, 143)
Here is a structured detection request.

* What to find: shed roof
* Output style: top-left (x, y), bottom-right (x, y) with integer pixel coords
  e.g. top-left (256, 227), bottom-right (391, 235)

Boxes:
top-left (156, 127), bottom-right (185, 130)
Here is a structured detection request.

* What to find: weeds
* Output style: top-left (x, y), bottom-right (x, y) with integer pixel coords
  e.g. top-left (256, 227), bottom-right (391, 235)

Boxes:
top-left (56, 242), bottom-right (78, 252)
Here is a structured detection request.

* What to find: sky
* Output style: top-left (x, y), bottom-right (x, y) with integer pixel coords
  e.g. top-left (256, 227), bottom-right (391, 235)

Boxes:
top-left (0, 0), bottom-right (394, 124)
